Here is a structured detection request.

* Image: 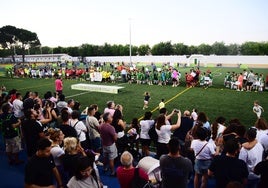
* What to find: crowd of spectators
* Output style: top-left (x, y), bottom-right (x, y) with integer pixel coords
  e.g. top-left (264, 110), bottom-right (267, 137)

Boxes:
top-left (1, 85), bottom-right (268, 188)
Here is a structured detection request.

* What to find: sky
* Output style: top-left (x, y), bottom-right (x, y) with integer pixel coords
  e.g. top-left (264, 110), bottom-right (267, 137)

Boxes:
top-left (1, 0), bottom-right (268, 47)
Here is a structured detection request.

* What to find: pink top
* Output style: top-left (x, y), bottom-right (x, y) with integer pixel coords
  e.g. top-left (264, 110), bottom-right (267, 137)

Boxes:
top-left (55, 79), bottom-right (63, 91)
top-left (104, 108), bottom-right (115, 117)
top-left (238, 75), bottom-right (243, 84)
top-left (172, 70), bottom-right (178, 79)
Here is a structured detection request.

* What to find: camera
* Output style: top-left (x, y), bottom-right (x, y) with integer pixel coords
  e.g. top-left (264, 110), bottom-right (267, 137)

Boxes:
top-left (174, 109), bottom-right (180, 113)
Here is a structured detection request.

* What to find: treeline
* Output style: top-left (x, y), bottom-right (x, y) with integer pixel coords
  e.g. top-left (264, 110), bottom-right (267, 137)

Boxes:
top-left (1, 41), bottom-right (268, 57)
top-left (1, 26), bottom-right (268, 57)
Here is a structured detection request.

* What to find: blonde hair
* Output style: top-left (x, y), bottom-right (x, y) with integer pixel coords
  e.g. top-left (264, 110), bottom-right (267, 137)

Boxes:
top-left (64, 137), bottom-right (78, 153)
top-left (47, 128), bottom-right (61, 142)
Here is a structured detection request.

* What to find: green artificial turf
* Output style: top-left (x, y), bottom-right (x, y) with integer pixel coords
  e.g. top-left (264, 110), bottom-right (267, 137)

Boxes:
top-left (1, 67), bottom-right (267, 127)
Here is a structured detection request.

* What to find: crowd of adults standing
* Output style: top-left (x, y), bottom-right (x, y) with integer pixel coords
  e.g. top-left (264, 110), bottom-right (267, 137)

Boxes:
top-left (0, 82), bottom-right (268, 188)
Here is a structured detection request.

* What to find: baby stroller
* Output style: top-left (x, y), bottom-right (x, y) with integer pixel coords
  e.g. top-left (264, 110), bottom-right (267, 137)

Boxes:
top-left (137, 156), bottom-right (162, 188)
top-left (116, 128), bottom-right (141, 161)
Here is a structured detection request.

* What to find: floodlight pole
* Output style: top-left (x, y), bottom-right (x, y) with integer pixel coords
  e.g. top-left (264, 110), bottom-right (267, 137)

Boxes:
top-left (129, 18), bottom-right (132, 67)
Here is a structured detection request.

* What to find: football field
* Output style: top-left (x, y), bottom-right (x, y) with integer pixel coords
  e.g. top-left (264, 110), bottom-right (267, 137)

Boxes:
top-left (1, 67), bottom-right (267, 127)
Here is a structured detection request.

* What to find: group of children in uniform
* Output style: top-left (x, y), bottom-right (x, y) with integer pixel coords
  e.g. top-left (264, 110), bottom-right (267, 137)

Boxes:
top-left (224, 70), bottom-right (265, 92)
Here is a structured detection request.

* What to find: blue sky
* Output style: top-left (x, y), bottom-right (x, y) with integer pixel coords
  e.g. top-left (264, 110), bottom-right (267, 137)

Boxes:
top-left (1, 0), bottom-right (268, 47)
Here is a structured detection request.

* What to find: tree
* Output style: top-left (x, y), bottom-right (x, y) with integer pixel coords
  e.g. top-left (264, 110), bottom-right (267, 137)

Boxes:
top-left (151, 41), bottom-right (173, 55)
top-left (240, 42), bottom-right (260, 55)
top-left (197, 44), bottom-right (212, 55)
top-left (137, 44), bottom-right (150, 55)
top-left (66, 46), bottom-right (79, 56)
top-left (211, 42), bottom-right (228, 55)
top-left (258, 42), bottom-right (268, 55)
top-left (187, 45), bottom-right (198, 55)
top-left (227, 43), bottom-right (240, 55)
top-left (173, 43), bottom-right (188, 55)
top-left (0, 25), bottom-right (40, 62)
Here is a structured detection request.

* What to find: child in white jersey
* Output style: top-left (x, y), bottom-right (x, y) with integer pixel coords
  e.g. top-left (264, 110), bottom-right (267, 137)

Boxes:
top-left (253, 100), bottom-right (264, 119)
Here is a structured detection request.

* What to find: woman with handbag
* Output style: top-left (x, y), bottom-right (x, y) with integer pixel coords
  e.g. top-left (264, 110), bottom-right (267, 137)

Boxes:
top-left (190, 126), bottom-right (218, 188)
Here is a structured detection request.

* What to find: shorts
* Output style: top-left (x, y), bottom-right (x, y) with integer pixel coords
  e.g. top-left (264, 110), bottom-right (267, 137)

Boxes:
top-left (172, 78), bottom-right (177, 82)
top-left (5, 136), bottom-right (20, 153)
top-left (144, 101), bottom-right (148, 105)
top-left (91, 137), bottom-right (102, 151)
top-left (247, 82), bottom-right (253, 86)
top-left (140, 138), bottom-right (151, 147)
top-left (194, 159), bottom-right (212, 174)
top-left (103, 143), bottom-right (118, 160)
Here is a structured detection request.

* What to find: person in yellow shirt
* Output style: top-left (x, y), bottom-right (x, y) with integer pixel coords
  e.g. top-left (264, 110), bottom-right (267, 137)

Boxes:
top-left (159, 99), bottom-right (165, 110)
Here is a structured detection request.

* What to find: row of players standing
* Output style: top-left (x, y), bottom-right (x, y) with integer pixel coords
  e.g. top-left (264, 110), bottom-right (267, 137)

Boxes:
top-left (224, 69), bottom-right (266, 91)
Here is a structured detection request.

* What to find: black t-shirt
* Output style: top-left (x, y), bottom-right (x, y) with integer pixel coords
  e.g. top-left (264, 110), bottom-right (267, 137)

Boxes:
top-left (160, 155), bottom-right (193, 188)
top-left (25, 154), bottom-right (56, 186)
top-left (62, 153), bottom-right (81, 178)
top-left (209, 155), bottom-right (249, 188)
top-left (21, 119), bottom-right (44, 157)
top-left (58, 124), bottom-right (77, 138)
top-left (0, 113), bottom-right (19, 139)
top-left (254, 160), bottom-right (268, 188)
top-left (173, 117), bottom-right (193, 141)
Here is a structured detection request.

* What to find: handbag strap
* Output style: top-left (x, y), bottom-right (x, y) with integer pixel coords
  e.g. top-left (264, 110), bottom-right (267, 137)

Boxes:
top-left (71, 120), bottom-right (81, 137)
top-left (86, 116), bottom-right (99, 132)
top-left (195, 142), bottom-right (208, 157)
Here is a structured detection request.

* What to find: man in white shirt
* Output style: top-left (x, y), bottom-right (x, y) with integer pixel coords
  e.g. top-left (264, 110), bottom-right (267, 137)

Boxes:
top-left (12, 93), bottom-right (24, 118)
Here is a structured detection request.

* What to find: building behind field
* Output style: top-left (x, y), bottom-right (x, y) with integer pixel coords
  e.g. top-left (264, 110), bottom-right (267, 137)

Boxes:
top-left (1, 54), bottom-right (268, 68)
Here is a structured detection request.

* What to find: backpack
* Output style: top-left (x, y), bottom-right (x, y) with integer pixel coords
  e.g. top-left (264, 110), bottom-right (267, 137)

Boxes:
top-left (148, 125), bottom-right (158, 143)
top-left (130, 168), bottom-right (151, 188)
top-left (1, 114), bottom-right (18, 139)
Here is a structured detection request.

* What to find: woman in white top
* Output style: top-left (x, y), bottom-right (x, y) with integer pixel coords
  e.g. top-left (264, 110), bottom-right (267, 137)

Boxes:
top-left (139, 111), bottom-right (155, 156)
top-left (155, 110), bottom-right (181, 159)
top-left (239, 128), bottom-right (264, 188)
top-left (70, 110), bottom-right (89, 149)
top-left (191, 126), bottom-right (217, 188)
top-left (254, 118), bottom-right (268, 142)
top-left (47, 128), bottom-right (66, 186)
top-left (209, 116), bottom-right (226, 151)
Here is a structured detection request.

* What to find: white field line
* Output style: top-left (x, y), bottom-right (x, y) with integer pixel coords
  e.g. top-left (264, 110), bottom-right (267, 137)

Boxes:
top-left (66, 91), bottom-right (91, 98)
